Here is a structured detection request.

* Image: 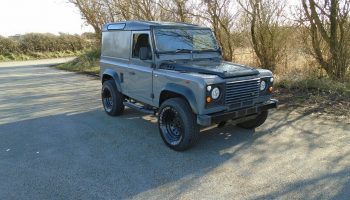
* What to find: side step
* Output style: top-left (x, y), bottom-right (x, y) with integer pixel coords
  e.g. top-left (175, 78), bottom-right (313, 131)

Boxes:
top-left (123, 101), bottom-right (156, 115)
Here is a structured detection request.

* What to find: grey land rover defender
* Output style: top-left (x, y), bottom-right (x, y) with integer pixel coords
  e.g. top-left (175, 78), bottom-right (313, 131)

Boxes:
top-left (100, 21), bottom-right (277, 151)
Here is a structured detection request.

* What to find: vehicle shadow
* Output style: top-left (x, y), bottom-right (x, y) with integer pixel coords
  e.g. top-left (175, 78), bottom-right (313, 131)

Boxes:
top-left (0, 107), bottom-right (255, 199)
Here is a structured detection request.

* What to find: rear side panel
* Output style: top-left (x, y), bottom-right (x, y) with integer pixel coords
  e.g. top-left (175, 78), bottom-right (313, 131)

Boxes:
top-left (100, 31), bottom-right (131, 95)
top-left (101, 31), bottom-right (131, 59)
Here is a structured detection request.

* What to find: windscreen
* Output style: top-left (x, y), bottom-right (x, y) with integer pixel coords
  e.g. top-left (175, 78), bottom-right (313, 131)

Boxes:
top-left (154, 28), bottom-right (218, 52)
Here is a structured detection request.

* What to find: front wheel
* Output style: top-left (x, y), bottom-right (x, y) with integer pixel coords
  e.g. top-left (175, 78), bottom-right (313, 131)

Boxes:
top-left (158, 98), bottom-right (199, 151)
top-left (237, 110), bottom-right (268, 129)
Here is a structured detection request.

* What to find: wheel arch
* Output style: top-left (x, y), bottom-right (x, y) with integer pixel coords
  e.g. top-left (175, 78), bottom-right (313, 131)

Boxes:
top-left (159, 83), bottom-right (199, 114)
top-left (102, 69), bottom-right (122, 92)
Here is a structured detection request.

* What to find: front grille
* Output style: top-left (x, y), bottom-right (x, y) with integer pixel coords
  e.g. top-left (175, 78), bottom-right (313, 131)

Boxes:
top-left (225, 79), bottom-right (260, 110)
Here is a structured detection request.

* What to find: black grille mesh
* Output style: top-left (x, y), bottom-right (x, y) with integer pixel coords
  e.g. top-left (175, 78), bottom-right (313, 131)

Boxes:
top-left (225, 79), bottom-right (260, 110)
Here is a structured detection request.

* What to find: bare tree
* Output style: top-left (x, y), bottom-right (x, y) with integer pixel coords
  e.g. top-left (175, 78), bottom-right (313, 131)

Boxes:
top-left (156, 0), bottom-right (193, 22)
top-left (107, 0), bottom-right (132, 20)
top-left (129, 0), bottom-right (156, 20)
top-left (69, 0), bottom-right (117, 40)
top-left (301, 0), bottom-right (350, 80)
top-left (193, 0), bottom-right (236, 61)
top-left (238, 0), bottom-right (288, 71)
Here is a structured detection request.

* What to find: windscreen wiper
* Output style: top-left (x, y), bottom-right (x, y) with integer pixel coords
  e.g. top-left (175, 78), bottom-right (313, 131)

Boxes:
top-left (175, 48), bottom-right (193, 53)
top-left (176, 49), bottom-right (194, 60)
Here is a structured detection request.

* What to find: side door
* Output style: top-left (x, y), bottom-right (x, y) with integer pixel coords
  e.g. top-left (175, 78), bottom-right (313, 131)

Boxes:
top-left (125, 31), bottom-right (154, 105)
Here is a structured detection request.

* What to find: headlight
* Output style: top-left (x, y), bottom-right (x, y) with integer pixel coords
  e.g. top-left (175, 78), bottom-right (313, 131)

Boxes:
top-left (260, 80), bottom-right (266, 91)
top-left (211, 87), bottom-right (220, 99)
top-left (270, 77), bottom-right (274, 82)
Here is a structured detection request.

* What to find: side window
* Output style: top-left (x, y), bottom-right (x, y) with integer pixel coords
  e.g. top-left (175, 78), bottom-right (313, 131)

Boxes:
top-left (132, 33), bottom-right (152, 59)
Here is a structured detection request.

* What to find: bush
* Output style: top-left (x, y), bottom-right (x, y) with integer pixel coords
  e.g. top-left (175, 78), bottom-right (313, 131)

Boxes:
top-left (56, 48), bottom-right (100, 74)
top-left (0, 33), bottom-right (95, 61)
top-left (276, 76), bottom-right (350, 97)
top-left (0, 36), bottom-right (20, 54)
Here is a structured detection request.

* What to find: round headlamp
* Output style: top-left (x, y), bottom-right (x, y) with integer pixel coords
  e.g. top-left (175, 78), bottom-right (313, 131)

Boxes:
top-left (260, 80), bottom-right (266, 91)
top-left (211, 87), bottom-right (220, 99)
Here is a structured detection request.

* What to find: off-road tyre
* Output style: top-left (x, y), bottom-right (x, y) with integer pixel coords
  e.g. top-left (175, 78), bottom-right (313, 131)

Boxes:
top-left (158, 98), bottom-right (199, 151)
top-left (101, 80), bottom-right (124, 116)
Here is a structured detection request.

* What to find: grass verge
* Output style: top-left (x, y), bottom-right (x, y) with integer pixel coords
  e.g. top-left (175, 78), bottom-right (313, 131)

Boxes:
top-left (275, 77), bottom-right (350, 122)
top-left (56, 49), bottom-right (100, 75)
top-left (0, 50), bottom-right (85, 62)
top-left (275, 76), bottom-right (350, 96)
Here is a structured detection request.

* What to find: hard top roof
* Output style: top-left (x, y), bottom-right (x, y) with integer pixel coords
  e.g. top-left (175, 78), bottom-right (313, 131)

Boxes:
top-left (102, 20), bottom-right (208, 31)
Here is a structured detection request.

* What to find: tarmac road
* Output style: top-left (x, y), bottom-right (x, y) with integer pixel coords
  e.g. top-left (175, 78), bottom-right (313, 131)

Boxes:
top-left (0, 59), bottom-right (349, 200)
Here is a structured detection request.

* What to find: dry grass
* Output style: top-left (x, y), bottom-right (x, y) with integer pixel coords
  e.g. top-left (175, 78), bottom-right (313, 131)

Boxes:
top-left (0, 51), bottom-right (84, 62)
top-left (56, 49), bottom-right (100, 75)
top-left (235, 48), bottom-right (350, 121)
top-left (275, 88), bottom-right (350, 123)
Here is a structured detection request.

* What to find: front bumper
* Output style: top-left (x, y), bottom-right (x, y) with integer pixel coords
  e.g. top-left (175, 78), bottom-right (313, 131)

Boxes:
top-left (197, 99), bottom-right (278, 126)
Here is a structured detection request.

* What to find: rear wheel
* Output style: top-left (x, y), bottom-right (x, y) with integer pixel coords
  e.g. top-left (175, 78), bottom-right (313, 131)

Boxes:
top-left (237, 110), bottom-right (268, 129)
top-left (102, 80), bottom-right (124, 116)
top-left (158, 98), bottom-right (199, 151)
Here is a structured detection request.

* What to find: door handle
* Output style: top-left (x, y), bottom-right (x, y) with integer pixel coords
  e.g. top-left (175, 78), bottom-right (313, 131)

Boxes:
top-left (129, 71), bottom-right (136, 75)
